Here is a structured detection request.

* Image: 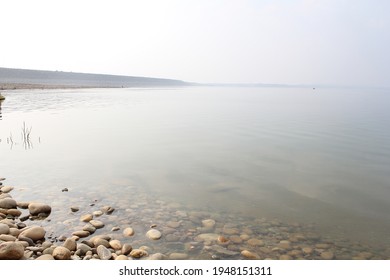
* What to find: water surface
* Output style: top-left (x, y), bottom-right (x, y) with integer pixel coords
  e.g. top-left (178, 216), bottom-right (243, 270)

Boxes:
top-left (1, 86), bottom-right (390, 250)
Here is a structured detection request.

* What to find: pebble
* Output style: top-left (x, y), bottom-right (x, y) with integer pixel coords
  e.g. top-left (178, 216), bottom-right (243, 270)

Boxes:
top-left (278, 240), bottom-right (291, 249)
top-left (109, 240), bottom-right (122, 250)
top-left (97, 245), bottom-right (112, 260)
top-left (77, 243), bottom-right (92, 255)
top-left (70, 207), bottom-right (79, 212)
top-left (82, 224), bottom-right (96, 234)
top-left (16, 202), bottom-right (30, 209)
top-left (0, 224), bottom-right (10, 235)
top-left (36, 254), bottom-right (55, 260)
top-left (302, 247), bottom-right (313, 255)
top-left (7, 209), bottom-right (22, 217)
top-left (1, 186), bottom-right (13, 193)
top-left (72, 231), bottom-right (90, 238)
top-left (148, 253), bottom-right (166, 260)
top-left (28, 202), bottom-right (51, 216)
top-left (121, 244), bottom-right (133, 255)
top-left (52, 246), bottom-right (71, 260)
top-left (123, 227), bottom-right (134, 237)
top-left (321, 251), bottom-right (334, 260)
top-left (316, 243), bottom-right (331, 249)
top-left (111, 226), bottom-right (120, 232)
top-left (169, 253), bottom-right (188, 260)
top-left (247, 238), bottom-right (264, 246)
top-left (61, 188), bottom-right (68, 192)
top-left (115, 255), bottom-right (128, 260)
top-left (89, 220), bottom-right (104, 229)
top-left (202, 219), bottom-right (216, 228)
top-left (146, 229), bottom-right (162, 240)
top-left (241, 250), bottom-right (260, 260)
top-left (19, 226), bottom-right (46, 241)
top-left (101, 206), bottom-right (115, 214)
top-left (0, 241), bottom-right (24, 260)
top-left (63, 238), bottom-right (77, 251)
top-left (279, 255), bottom-right (292, 260)
top-left (0, 234), bottom-right (17, 241)
top-left (130, 249), bottom-right (148, 258)
top-left (80, 214), bottom-right (93, 222)
top-left (0, 198), bottom-right (17, 209)
top-left (195, 233), bottom-right (219, 242)
top-left (167, 221), bottom-right (181, 228)
top-left (93, 210), bottom-right (103, 217)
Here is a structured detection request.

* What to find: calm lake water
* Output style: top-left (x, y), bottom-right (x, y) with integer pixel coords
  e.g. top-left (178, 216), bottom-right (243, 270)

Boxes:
top-left (1, 86), bottom-right (390, 252)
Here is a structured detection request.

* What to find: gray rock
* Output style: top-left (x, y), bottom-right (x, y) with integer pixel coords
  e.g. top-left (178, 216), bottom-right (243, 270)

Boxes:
top-left (97, 245), bottom-right (112, 260)
top-left (77, 243), bottom-right (92, 255)
top-left (0, 242), bottom-right (24, 260)
top-left (28, 203), bottom-right (51, 216)
top-left (195, 233), bottom-right (219, 242)
top-left (53, 246), bottom-right (71, 260)
top-left (0, 198), bottom-right (17, 209)
top-left (82, 224), bottom-right (96, 234)
top-left (70, 207), bottom-right (79, 212)
top-left (16, 202), bottom-right (29, 209)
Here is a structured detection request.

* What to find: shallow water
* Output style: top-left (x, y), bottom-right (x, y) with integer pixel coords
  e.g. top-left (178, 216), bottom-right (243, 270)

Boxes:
top-left (1, 87), bottom-right (390, 256)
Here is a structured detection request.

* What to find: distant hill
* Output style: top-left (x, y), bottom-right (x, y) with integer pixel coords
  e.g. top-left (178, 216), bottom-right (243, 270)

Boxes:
top-left (0, 67), bottom-right (189, 89)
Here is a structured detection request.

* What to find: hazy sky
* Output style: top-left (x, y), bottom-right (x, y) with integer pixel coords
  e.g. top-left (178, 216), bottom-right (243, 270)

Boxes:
top-left (1, 0), bottom-right (389, 86)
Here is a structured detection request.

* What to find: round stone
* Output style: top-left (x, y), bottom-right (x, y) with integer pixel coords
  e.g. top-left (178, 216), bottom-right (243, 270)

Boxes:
top-left (321, 251), bottom-right (334, 260)
top-left (0, 242), bottom-right (24, 260)
top-left (63, 238), bottom-right (77, 251)
top-left (121, 244), bottom-right (133, 255)
top-left (202, 219), bottom-right (216, 228)
top-left (0, 224), bottom-right (10, 235)
top-left (77, 243), bottom-right (92, 255)
top-left (52, 246), bottom-right (71, 260)
top-left (146, 229), bottom-right (162, 240)
top-left (302, 247), bottom-right (313, 255)
top-left (247, 238), bottom-right (264, 246)
top-left (167, 221), bottom-right (181, 228)
top-left (195, 233), bottom-right (219, 242)
top-left (97, 245), bottom-right (112, 260)
top-left (0, 198), bottom-right (17, 209)
top-left (169, 253), bottom-right (188, 260)
top-left (17, 202), bottom-right (30, 209)
top-left (82, 224), bottom-right (96, 234)
top-left (19, 226), bottom-right (46, 241)
top-left (89, 220), bottom-right (104, 229)
top-left (123, 227), bottom-right (134, 237)
top-left (0, 234), bottom-right (17, 241)
top-left (115, 255), bottom-right (128, 260)
top-left (130, 249), bottom-right (148, 258)
top-left (28, 202), bottom-right (51, 216)
top-left (7, 209), bottom-right (22, 217)
top-left (241, 250), bottom-right (260, 260)
top-left (109, 240), bottom-right (122, 250)
top-left (93, 210), bottom-right (103, 217)
top-left (36, 254), bottom-right (55, 260)
top-left (80, 214), bottom-right (93, 222)
top-left (92, 238), bottom-right (110, 248)
top-left (0, 186), bottom-right (13, 193)
top-left (72, 230), bottom-right (90, 238)
top-left (278, 240), bottom-right (291, 249)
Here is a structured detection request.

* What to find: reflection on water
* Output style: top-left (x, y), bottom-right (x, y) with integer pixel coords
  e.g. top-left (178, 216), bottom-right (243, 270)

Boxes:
top-left (1, 87), bottom-right (390, 252)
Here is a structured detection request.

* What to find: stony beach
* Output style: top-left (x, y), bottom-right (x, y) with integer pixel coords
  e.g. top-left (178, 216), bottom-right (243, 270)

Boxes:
top-left (1, 177), bottom-right (389, 260)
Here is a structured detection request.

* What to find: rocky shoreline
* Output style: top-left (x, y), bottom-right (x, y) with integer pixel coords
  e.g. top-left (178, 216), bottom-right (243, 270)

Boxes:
top-left (1, 177), bottom-right (389, 260)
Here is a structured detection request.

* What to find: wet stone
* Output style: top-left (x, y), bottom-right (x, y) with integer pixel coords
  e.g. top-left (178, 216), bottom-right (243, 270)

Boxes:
top-left (121, 244), bottom-right (133, 255)
top-left (146, 229), bottom-right (162, 240)
top-left (0, 186), bottom-right (13, 193)
top-left (130, 249), bottom-right (148, 258)
top-left (0, 198), bottom-right (17, 209)
top-left (202, 219), bottom-right (216, 228)
top-left (321, 251), bottom-right (334, 260)
top-left (82, 224), bottom-right (96, 234)
top-left (247, 238), bottom-right (264, 246)
top-left (123, 227), bottom-right (134, 237)
top-left (19, 226), bottom-right (45, 241)
top-left (89, 220), bottom-right (104, 229)
top-left (169, 253), bottom-right (188, 260)
top-left (167, 221), bottom-right (181, 228)
top-left (70, 207), bottom-right (79, 213)
top-left (28, 203), bottom-right (51, 216)
top-left (111, 226), bottom-right (120, 232)
top-left (72, 230), bottom-right (90, 238)
top-left (241, 250), bottom-right (260, 260)
top-left (80, 214), bottom-right (93, 222)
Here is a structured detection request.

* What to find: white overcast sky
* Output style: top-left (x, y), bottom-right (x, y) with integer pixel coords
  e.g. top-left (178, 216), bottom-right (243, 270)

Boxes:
top-left (1, 0), bottom-right (389, 86)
